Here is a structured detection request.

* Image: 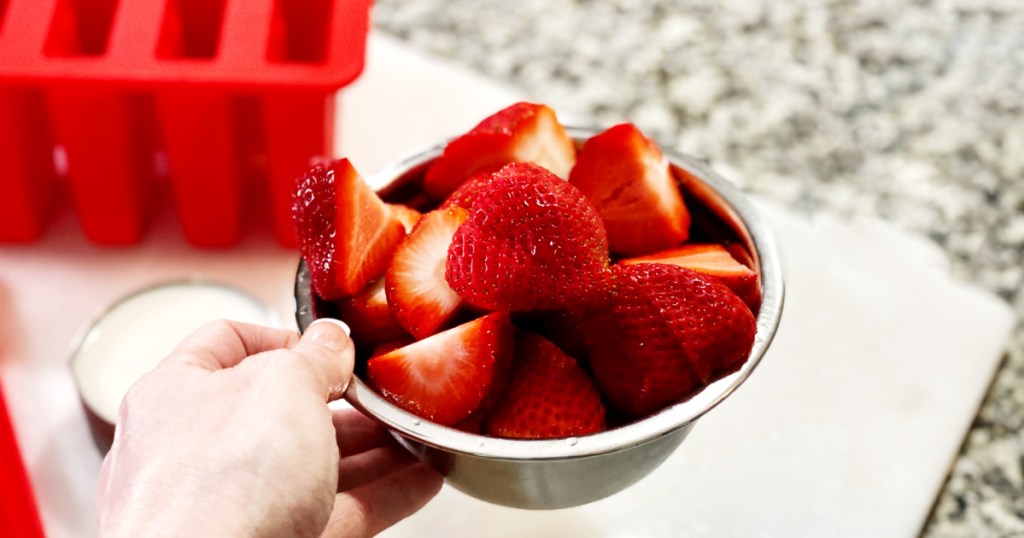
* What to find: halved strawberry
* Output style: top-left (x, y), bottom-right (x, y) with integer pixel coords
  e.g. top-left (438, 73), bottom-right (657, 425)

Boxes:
top-left (621, 243), bottom-right (762, 312)
top-left (366, 312), bottom-right (514, 426)
top-left (386, 207), bottom-right (469, 339)
top-left (486, 333), bottom-right (606, 439)
top-left (336, 278), bottom-right (410, 349)
top-left (388, 203), bottom-right (422, 233)
top-left (423, 102), bottom-right (576, 199)
top-left (569, 123), bottom-right (690, 256)
top-left (582, 263), bottom-right (756, 417)
top-left (446, 163), bottom-right (613, 311)
top-left (292, 159), bottom-right (406, 299)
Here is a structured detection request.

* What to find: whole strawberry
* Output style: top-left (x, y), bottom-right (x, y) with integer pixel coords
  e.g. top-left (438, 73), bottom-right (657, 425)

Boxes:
top-left (582, 263), bottom-right (756, 417)
top-left (445, 163), bottom-right (612, 311)
top-left (486, 333), bottom-right (606, 439)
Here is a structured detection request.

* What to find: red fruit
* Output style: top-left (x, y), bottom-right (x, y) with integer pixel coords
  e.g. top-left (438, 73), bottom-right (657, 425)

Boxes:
top-left (370, 338), bottom-right (415, 357)
top-left (726, 242), bottom-right (756, 269)
top-left (337, 278), bottom-right (409, 349)
top-left (385, 207), bottom-right (469, 339)
top-left (292, 159), bottom-right (406, 299)
top-left (367, 312), bottom-right (514, 426)
top-left (439, 171), bottom-right (493, 210)
top-left (569, 123), bottom-right (690, 256)
top-left (446, 163), bottom-right (612, 311)
top-left (486, 333), bottom-right (606, 439)
top-left (582, 263), bottom-right (756, 417)
top-left (423, 102), bottom-right (577, 199)
top-left (388, 204), bottom-right (422, 233)
top-left (535, 309), bottom-right (590, 361)
top-left (453, 413), bottom-right (486, 434)
top-left (622, 244), bottom-right (762, 312)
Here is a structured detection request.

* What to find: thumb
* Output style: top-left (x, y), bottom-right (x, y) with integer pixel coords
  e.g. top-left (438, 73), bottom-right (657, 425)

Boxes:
top-left (290, 318), bottom-right (355, 401)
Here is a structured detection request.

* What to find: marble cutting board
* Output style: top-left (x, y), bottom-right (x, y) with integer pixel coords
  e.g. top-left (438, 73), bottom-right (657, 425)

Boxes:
top-left (0, 34), bottom-right (1015, 538)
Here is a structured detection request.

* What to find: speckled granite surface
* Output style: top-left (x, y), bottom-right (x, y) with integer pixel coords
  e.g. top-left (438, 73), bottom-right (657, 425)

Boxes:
top-left (373, 1), bottom-right (1023, 535)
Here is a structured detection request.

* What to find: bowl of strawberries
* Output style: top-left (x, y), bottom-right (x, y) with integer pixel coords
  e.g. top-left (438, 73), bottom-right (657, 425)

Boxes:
top-left (293, 103), bottom-right (784, 509)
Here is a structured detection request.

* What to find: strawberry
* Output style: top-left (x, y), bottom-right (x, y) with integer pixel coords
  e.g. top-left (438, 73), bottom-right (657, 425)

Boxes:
top-left (453, 413), bottom-right (486, 434)
top-left (534, 309), bottom-right (590, 361)
top-left (439, 171), bottom-right (493, 210)
top-left (385, 207), bottom-right (469, 339)
top-left (446, 163), bottom-right (613, 311)
top-left (569, 123), bottom-right (690, 256)
top-left (622, 243), bottom-right (762, 312)
top-left (726, 242), bottom-right (756, 270)
top-left (388, 203), bottom-right (422, 233)
top-left (423, 102), bottom-right (576, 199)
top-left (292, 159), bottom-right (406, 299)
top-left (366, 312), bottom-right (513, 426)
top-left (336, 278), bottom-right (409, 349)
top-left (485, 333), bottom-right (606, 439)
top-left (370, 338), bottom-right (415, 357)
top-left (582, 263), bottom-right (756, 417)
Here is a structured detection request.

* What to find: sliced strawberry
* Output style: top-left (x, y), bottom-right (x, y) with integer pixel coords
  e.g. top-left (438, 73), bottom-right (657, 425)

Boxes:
top-left (569, 123), bottom-right (690, 256)
top-left (366, 312), bottom-right (514, 426)
top-left (582, 263), bottom-right (756, 417)
top-left (292, 159), bottom-right (406, 299)
top-left (446, 163), bottom-right (613, 311)
top-left (370, 338), bottom-right (415, 358)
top-left (386, 207), bottom-right (469, 339)
top-left (336, 278), bottom-right (409, 349)
top-left (439, 171), bottom-right (493, 210)
top-left (622, 243), bottom-right (762, 312)
top-left (726, 242), bottom-right (756, 270)
top-left (388, 203), bottom-right (422, 233)
top-left (486, 333), bottom-right (606, 439)
top-left (423, 102), bottom-right (576, 199)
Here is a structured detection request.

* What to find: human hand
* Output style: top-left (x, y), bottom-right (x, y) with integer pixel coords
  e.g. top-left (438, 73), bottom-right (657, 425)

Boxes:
top-left (96, 319), bottom-right (443, 537)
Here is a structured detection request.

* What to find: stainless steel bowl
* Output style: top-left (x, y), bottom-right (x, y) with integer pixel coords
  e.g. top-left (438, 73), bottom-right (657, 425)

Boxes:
top-left (294, 128), bottom-right (784, 509)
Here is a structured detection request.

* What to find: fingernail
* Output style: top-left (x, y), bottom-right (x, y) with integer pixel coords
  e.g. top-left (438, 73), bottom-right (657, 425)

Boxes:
top-left (301, 318), bottom-right (352, 352)
top-left (310, 317), bottom-right (351, 336)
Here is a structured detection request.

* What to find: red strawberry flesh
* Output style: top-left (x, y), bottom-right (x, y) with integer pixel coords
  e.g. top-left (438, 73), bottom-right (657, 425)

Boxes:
top-left (292, 159), bottom-right (406, 299)
top-left (423, 102), bottom-right (576, 199)
top-left (385, 207), bottom-right (469, 339)
top-left (366, 312), bottom-right (513, 426)
top-left (336, 278), bottom-right (409, 349)
top-left (388, 203), bottom-right (422, 233)
top-left (569, 123), bottom-right (690, 256)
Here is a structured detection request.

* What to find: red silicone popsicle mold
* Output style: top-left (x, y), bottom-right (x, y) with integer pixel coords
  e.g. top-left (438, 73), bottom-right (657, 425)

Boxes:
top-left (0, 0), bottom-right (371, 246)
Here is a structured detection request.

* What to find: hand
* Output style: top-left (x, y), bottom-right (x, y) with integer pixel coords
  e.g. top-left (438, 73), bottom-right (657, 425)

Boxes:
top-left (96, 319), bottom-right (443, 537)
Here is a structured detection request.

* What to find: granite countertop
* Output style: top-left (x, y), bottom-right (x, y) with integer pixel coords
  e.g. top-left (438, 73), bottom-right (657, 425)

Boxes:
top-left (373, 0), bottom-right (1024, 535)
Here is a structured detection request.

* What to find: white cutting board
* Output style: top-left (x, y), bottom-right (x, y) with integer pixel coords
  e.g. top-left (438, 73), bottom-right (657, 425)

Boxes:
top-left (0, 34), bottom-right (1016, 538)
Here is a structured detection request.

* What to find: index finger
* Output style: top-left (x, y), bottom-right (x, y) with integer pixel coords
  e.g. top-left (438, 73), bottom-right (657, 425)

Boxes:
top-left (163, 320), bottom-right (300, 371)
